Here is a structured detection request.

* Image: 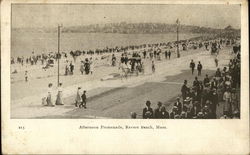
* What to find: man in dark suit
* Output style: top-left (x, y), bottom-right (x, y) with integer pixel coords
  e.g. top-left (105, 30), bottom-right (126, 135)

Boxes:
top-left (174, 97), bottom-right (182, 114)
top-left (154, 102), bottom-right (162, 119)
top-left (181, 80), bottom-right (189, 102)
top-left (80, 90), bottom-right (87, 108)
top-left (143, 101), bottom-right (154, 119)
top-left (197, 61), bottom-right (203, 76)
top-left (190, 60), bottom-right (195, 75)
top-left (193, 76), bottom-right (200, 88)
top-left (203, 74), bottom-right (210, 86)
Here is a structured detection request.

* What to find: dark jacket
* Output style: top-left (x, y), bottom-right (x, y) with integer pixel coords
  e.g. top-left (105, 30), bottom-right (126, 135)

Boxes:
top-left (161, 111), bottom-right (170, 119)
top-left (190, 62), bottom-right (195, 69)
top-left (197, 64), bottom-right (203, 70)
top-left (81, 93), bottom-right (86, 102)
top-left (174, 101), bottom-right (182, 114)
top-left (143, 107), bottom-right (154, 119)
top-left (154, 107), bottom-right (162, 119)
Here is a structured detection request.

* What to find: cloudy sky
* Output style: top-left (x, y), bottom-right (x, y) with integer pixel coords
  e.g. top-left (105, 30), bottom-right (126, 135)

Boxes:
top-left (12, 4), bottom-right (241, 29)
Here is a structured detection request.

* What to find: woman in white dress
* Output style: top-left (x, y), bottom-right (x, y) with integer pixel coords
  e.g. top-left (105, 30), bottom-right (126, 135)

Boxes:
top-left (46, 83), bottom-right (54, 107)
top-left (89, 58), bottom-right (94, 75)
top-left (75, 87), bottom-right (82, 107)
top-left (55, 83), bottom-right (64, 105)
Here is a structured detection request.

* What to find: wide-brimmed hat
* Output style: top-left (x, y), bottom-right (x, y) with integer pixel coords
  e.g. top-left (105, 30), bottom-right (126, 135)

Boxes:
top-left (184, 97), bottom-right (191, 102)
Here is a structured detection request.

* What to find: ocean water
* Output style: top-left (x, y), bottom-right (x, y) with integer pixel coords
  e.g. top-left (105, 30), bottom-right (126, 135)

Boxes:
top-left (11, 31), bottom-right (200, 57)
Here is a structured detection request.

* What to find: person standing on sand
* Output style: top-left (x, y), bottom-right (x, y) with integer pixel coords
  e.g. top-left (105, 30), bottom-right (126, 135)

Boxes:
top-left (168, 50), bottom-right (171, 59)
top-left (152, 60), bottom-right (155, 73)
top-left (79, 90), bottom-right (87, 108)
top-left (46, 83), bottom-right (54, 107)
top-left (181, 80), bottom-right (189, 101)
top-left (55, 83), bottom-right (64, 105)
top-left (80, 61), bottom-right (85, 75)
top-left (214, 56), bottom-right (219, 67)
top-left (190, 60), bottom-right (195, 75)
top-left (24, 71), bottom-right (28, 82)
top-left (75, 87), bottom-right (82, 107)
top-left (165, 49), bottom-right (168, 59)
top-left (89, 57), bottom-right (94, 75)
top-left (197, 61), bottom-right (203, 76)
top-left (70, 61), bottom-right (74, 75)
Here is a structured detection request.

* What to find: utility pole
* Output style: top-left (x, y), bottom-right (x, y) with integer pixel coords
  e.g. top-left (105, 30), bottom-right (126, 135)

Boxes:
top-left (57, 24), bottom-right (63, 87)
top-left (176, 19), bottom-right (180, 58)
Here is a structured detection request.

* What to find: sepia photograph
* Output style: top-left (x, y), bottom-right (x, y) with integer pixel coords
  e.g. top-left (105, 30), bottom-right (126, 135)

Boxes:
top-left (2, 0), bottom-right (249, 154)
top-left (10, 3), bottom-right (241, 119)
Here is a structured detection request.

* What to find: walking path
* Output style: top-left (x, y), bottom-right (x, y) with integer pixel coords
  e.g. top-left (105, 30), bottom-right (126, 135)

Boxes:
top-left (11, 46), bottom-right (234, 118)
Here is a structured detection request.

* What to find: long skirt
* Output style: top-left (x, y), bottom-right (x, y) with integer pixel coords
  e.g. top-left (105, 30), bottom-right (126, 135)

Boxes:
top-left (55, 91), bottom-right (64, 105)
top-left (75, 93), bottom-right (81, 107)
top-left (46, 94), bottom-right (54, 107)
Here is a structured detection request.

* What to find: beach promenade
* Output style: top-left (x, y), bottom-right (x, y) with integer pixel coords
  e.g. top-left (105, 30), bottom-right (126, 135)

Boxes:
top-left (11, 46), bottom-right (233, 118)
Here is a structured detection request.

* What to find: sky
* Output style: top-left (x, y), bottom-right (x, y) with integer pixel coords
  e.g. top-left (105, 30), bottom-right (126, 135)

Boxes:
top-left (12, 4), bottom-right (241, 29)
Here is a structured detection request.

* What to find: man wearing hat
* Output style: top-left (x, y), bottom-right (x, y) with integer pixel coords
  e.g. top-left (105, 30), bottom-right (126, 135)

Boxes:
top-left (79, 90), bottom-right (87, 108)
top-left (189, 59), bottom-right (195, 75)
top-left (197, 61), bottom-right (203, 76)
top-left (174, 97), bottom-right (182, 115)
top-left (181, 80), bottom-right (189, 102)
top-left (193, 76), bottom-right (199, 88)
top-left (142, 101), bottom-right (154, 119)
top-left (203, 74), bottom-right (210, 86)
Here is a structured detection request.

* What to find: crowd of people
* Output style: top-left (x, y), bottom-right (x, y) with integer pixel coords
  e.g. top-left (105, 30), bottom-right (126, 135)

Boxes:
top-left (12, 34), bottom-right (240, 119)
top-left (11, 37), bottom-right (236, 80)
top-left (139, 41), bottom-right (240, 119)
top-left (42, 83), bottom-right (88, 109)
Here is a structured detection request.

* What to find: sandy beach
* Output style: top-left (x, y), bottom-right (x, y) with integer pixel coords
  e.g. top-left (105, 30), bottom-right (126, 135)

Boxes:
top-left (11, 45), bottom-right (233, 118)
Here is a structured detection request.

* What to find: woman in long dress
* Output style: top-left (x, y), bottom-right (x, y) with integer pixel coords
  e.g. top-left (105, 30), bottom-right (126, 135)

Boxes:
top-left (46, 83), bottom-right (54, 107)
top-left (89, 58), bottom-right (94, 75)
top-left (80, 61), bottom-right (85, 75)
top-left (55, 83), bottom-right (64, 105)
top-left (75, 87), bottom-right (82, 107)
